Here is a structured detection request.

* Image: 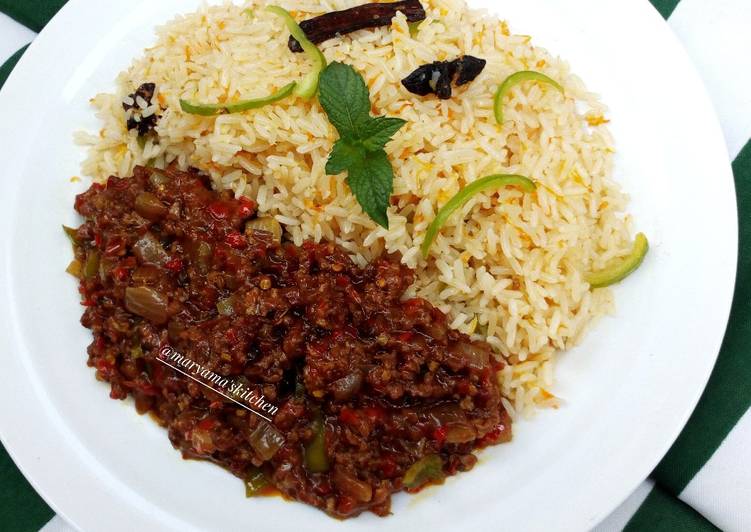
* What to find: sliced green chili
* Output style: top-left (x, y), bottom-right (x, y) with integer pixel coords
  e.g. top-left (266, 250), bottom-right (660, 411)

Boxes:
top-left (403, 454), bottom-right (444, 490)
top-left (304, 412), bottom-right (329, 473)
top-left (66, 259), bottom-right (82, 279)
top-left (245, 467), bottom-right (270, 497)
top-left (64, 226), bottom-right (81, 277)
top-left (493, 70), bottom-right (564, 125)
top-left (180, 7), bottom-right (325, 113)
top-left (62, 225), bottom-right (78, 246)
top-left (216, 296), bottom-right (235, 316)
top-left (84, 250), bottom-right (100, 280)
top-left (421, 174), bottom-right (536, 258)
top-left (294, 378), bottom-right (306, 398)
top-left (585, 232), bottom-right (649, 288)
top-left (266, 6), bottom-right (327, 100)
top-left (180, 82), bottom-right (297, 116)
top-left (408, 20), bottom-right (423, 38)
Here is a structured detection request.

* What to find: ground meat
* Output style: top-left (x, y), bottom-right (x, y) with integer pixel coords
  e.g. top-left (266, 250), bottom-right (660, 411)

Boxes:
top-left (71, 165), bottom-right (512, 518)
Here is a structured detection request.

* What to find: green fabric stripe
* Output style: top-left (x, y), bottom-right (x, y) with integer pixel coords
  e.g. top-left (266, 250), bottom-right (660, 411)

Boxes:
top-left (0, 45), bottom-right (28, 89)
top-left (0, 447), bottom-right (54, 532)
top-left (648, 0), bottom-right (682, 19)
top-left (0, 0), bottom-right (67, 33)
top-left (1, 2), bottom-right (748, 532)
top-left (651, 140), bottom-right (751, 493)
top-left (624, 485), bottom-right (720, 532)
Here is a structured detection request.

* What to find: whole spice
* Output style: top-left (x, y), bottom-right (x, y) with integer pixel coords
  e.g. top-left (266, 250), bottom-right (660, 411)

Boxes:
top-left (288, 0), bottom-right (426, 52)
top-left (122, 82), bottom-right (160, 136)
top-left (401, 55), bottom-right (486, 99)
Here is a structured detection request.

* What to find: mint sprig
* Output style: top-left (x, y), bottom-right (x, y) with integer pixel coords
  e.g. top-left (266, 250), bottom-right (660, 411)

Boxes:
top-left (319, 62), bottom-right (406, 228)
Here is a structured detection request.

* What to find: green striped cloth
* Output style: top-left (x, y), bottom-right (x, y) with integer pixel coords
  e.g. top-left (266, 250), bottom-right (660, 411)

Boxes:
top-left (1, 1), bottom-right (749, 530)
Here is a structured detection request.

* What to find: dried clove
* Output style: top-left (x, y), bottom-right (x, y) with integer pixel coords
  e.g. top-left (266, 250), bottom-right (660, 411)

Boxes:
top-left (401, 55), bottom-right (487, 100)
top-left (454, 55), bottom-right (487, 86)
top-left (122, 82), bottom-right (160, 137)
top-left (288, 0), bottom-right (426, 53)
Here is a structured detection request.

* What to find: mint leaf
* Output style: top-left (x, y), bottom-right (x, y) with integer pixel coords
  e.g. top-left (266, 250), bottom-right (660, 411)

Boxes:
top-left (326, 139), bottom-right (366, 175)
top-left (347, 150), bottom-right (393, 228)
top-left (319, 62), bottom-right (371, 138)
top-left (360, 116), bottom-right (406, 151)
top-left (318, 62), bottom-right (407, 229)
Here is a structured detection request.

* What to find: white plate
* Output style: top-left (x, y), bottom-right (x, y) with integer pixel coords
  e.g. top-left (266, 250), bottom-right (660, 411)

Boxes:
top-left (0, 0), bottom-right (737, 531)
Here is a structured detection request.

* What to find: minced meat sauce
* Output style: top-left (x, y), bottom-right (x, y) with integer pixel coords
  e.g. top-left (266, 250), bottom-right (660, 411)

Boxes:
top-left (70, 165), bottom-right (512, 518)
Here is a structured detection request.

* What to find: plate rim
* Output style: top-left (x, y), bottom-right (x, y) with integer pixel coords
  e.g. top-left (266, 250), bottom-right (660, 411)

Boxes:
top-left (0, 0), bottom-right (738, 530)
